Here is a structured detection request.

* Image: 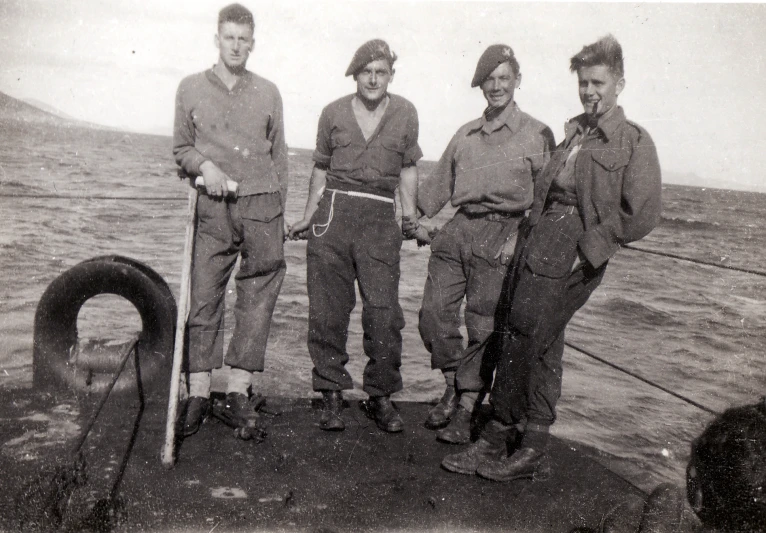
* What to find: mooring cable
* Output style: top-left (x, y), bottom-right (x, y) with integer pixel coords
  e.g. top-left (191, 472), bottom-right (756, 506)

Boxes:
top-left (623, 244), bottom-right (766, 278)
top-left (0, 193), bottom-right (186, 201)
top-left (565, 340), bottom-right (719, 415)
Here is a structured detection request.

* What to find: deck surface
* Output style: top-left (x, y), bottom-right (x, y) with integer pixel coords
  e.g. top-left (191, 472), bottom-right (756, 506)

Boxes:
top-left (0, 389), bottom-right (644, 532)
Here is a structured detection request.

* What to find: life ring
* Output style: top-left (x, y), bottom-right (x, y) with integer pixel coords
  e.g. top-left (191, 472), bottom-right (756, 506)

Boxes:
top-left (33, 255), bottom-right (177, 397)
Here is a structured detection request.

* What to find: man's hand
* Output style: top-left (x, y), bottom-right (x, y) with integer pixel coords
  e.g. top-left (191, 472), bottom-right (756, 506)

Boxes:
top-left (493, 231), bottom-right (519, 266)
top-left (283, 219), bottom-right (291, 242)
top-left (411, 225), bottom-right (432, 247)
top-left (288, 217), bottom-right (311, 240)
top-left (199, 161), bottom-right (230, 198)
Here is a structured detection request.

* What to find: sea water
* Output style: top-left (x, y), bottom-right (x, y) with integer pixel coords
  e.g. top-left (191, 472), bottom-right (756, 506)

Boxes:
top-left (1, 120), bottom-right (764, 492)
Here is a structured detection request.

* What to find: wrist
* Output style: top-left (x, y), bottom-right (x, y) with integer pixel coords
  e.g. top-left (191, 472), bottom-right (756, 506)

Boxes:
top-left (401, 214), bottom-right (420, 239)
top-left (199, 160), bottom-right (213, 172)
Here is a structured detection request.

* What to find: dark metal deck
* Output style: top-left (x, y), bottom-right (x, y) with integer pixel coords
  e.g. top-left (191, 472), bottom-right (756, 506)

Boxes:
top-left (0, 389), bottom-right (644, 532)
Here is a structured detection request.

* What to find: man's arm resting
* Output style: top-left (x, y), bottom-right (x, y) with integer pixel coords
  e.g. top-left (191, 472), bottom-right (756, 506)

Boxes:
top-left (578, 133), bottom-right (662, 269)
top-left (287, 165), bottom-right (327, 240)
top-left (399, 164), bottom-right (432, 245)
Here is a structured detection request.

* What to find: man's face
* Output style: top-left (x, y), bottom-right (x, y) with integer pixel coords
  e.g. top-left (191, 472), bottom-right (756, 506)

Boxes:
top-left (577, 64), bottom-right (624, 119)
top-left (355, 59), bottom-right (394, 104)
top-left (481, 62), bottom-right (520, 109)
top-left (215, 22), bottom-right (254, 71)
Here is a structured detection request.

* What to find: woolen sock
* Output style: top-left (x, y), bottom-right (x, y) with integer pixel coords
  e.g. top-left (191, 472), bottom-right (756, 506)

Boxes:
top-left (188, 371), bottom-right (211, 399)
top-left (458, 391), bottom-right (479, 413)
top-left (227, 367), bottom-right (253, 395)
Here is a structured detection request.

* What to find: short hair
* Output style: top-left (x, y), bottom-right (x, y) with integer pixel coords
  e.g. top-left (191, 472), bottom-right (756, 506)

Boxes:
top-left (569, 34), bottom-right (624, 79)
top-left (688, 400), bottom-right (766, 531)
top-left (218, 4), bottom-right (254, 31)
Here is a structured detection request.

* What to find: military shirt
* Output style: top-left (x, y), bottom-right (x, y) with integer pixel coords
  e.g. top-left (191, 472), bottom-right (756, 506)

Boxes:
top-left (313, 94), bottom-right (422, 194)
top-left (418, 102), bottom-right (554, 217)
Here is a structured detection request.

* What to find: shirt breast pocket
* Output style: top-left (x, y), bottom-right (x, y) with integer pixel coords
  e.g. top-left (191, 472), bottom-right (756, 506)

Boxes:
top-left (330, 132), bottom-right (354, 171)
top-left (591, 147), bottom-right (630, 175)
top-left (590, 146), bottom-right (630, 201)
top-left (375, 136), bottom-right (405, 177)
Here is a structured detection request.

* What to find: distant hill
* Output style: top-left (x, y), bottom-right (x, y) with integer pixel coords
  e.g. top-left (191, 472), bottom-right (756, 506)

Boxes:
top-left (664, 171), bottom-right (765, 193)
top-left (1, 91), bottom-right (113, 130)
top-left (21, 98), bottom-right (79, 121)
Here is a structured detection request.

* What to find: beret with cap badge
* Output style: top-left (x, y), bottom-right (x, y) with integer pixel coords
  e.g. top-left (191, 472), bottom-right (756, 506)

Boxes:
top-left (345, 39), bottom-right (398, 77)
top-left (471, 44), bottom-right (516, 88)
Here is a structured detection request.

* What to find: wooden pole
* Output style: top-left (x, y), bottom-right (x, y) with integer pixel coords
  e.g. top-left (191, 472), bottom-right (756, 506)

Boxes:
top-left (161, 187), bottom-right (198, 469)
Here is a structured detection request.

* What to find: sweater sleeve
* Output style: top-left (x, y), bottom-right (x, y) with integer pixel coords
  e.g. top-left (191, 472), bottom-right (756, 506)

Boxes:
top-left (172, 80), bottom-right (208, 178)
top-left (267, 88), bottom-right (289, 211)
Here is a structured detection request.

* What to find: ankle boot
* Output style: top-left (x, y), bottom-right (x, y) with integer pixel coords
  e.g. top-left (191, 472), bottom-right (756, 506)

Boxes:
top-left (319, 391), bottom-right (345, 431)
top-left (424, 385), bottom-right (458, 430)
top-left (476, 447), bottom-right (550, 482)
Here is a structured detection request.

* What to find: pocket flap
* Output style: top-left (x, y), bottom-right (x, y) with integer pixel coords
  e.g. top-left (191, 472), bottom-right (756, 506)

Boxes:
top-left (238, 194), bottom-right (283, 222)
top-left (522, 216), bottom-right (581, 278)
top-left (591, 147), bottom-right (630, 172)
top-left (332, 132), bottom-right (353, 148)
top-left (381, 136), bottom-right (405, 153)
top-left (367, 240), bottom-right (401, 266)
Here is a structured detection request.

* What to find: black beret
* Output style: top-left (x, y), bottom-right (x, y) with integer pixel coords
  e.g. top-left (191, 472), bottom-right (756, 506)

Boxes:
top-left (345, 39), bottom-right (397, 77)
top-left (471, 44), bottom-right (516, 88)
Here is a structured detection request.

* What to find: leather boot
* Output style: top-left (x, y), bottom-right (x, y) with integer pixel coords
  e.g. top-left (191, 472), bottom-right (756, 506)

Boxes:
top-left (363, 396), bottom-right (403, 433)
top-left (476, 447), bottom-right (551, 482)
top-left (319, 391), bottom-right (345, 431)
top-left (441, 437), bottom-right (506, 475)
top-left (424, 385), bottom-right (458, 430)
top-left (436, 405), bottom-right (472, 444)
top-left (182, 396), bottom-right (210, 437)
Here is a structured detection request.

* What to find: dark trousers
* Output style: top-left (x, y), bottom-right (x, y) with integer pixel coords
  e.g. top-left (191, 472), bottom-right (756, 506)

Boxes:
top-left (186, 193), bottom-right (285, 373)
top-left (418, 211), bottom-right (520, 392)
top-left (307, 190), bottom-right (404, 397)
top-left (490, 208), bottom-right (606, 427)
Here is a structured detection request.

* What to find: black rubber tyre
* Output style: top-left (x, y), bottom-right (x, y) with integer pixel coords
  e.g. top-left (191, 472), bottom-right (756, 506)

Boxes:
top-left (32, 255), bottom-right (177, 398)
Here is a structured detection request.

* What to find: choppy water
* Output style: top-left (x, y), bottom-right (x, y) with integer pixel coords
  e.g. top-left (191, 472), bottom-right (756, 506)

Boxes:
top-left (1, 119), bottom-right (764, 492)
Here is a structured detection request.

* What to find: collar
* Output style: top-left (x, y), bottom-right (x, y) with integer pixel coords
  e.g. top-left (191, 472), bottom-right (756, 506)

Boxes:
top-left (564, 105), bottom-right (626, 144)
top-left (205, 67), bottom-right (253, 92)
top-left (468, 101), bottom-right (522, 135)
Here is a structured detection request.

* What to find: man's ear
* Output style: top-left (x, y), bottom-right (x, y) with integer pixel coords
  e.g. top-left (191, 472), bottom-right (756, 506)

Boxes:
top-left (515, 71), bottom-right (522, 89)
top-left (615, 77), bottom-right (625, 97)
top-left (390, 68), bottom-right (396, 84)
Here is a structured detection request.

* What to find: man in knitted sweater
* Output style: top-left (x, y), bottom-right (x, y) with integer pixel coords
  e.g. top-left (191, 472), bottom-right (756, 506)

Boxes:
top-left (172, 3), bottom-right (289, 437)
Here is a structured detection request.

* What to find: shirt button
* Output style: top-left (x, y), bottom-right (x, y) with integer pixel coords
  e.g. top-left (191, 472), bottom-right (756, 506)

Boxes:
top-left (610, 163), bottom-right (615, 169)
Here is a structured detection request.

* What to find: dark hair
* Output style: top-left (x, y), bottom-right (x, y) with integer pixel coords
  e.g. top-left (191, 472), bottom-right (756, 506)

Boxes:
top-left (569, 34), bottom-right (623, 79)
top-left (688, 400), bottom-right (766, 531)
top-left (218, 4), bottom-right (254, 31)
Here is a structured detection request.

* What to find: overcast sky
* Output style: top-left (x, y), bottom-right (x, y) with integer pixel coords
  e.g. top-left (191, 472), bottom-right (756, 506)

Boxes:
top-left (1, 1), bottom-right (765, 191)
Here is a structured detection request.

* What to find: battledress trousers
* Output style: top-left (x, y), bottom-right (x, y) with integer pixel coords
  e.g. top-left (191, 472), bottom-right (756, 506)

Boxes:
top-left (306, 184), bottom-right (405, 397)
top-left (186, 192), bottom-right (286, 373)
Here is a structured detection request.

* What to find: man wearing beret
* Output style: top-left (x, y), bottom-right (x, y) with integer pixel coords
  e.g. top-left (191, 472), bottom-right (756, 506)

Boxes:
top-left (442, 35), bottom-right (662, 479)
top-left (289, 40), bottom-right (429, 433)
top-left (415, 44), bottom-right (554, 444)
top-left (173, 3), bottom-right (289, 437)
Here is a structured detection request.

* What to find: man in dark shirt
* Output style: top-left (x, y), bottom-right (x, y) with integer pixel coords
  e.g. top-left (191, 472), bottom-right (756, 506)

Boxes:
top-left (415, 45), bottom-right (554, 444)
top-left (289, 40), bottom-right (428, 433)
top-left (442, 35), bottom-right (662, 479)
top-left (172, 3), bottom-right (289, 437)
